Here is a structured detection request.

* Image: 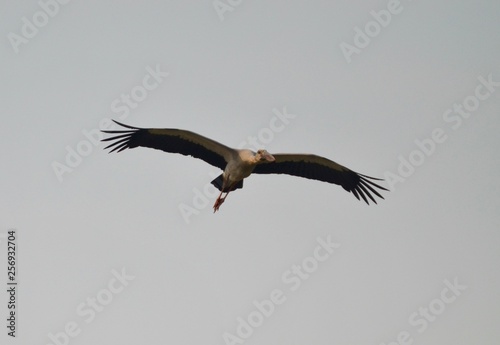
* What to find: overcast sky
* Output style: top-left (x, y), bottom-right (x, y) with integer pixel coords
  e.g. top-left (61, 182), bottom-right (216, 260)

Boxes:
top-left (1, 1), bottom-right (499, 344)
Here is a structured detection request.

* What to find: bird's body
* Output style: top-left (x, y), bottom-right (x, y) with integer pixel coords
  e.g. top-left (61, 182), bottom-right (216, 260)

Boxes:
top-left (226, 149), bottom-right (259, 182)
top-left (102, 121), bottom-right (387, 212)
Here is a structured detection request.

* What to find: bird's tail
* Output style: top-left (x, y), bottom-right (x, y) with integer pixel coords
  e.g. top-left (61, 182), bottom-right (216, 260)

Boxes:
top-left (211, 174), bottom-right (243, 192)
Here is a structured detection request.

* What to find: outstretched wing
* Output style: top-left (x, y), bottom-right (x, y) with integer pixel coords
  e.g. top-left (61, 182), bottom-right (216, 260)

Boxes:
top-left (252, 154), bottom-right (387, 204)
top-left (102, 120), bottom-right (236, 170)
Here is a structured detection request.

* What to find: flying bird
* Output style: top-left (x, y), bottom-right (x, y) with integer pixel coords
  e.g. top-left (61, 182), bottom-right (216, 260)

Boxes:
top-left (102, 121), bottom-right (387, 212)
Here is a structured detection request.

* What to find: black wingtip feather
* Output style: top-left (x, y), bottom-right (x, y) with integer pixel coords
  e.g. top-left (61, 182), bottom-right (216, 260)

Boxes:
top-left (362, 177), bottom-right (389, 192)
top-left (100, 121), bottom-right (141, 153)
top-left (359, 173), bottom-right (385, 181)
top-left (351, 188), bottom-right (361, 201)
top-left (356, 184), bottom-right (369, 204)
top-left (101, 132), bottom-right (134, 140)
top-left (358, 182), bottom-right (377, 204)
top-left (361, 179), bottom-right (384, 200)
top-left (347, 172), bottom-right (387, 205)
top-left (111, 120), bottom-right (140, 130)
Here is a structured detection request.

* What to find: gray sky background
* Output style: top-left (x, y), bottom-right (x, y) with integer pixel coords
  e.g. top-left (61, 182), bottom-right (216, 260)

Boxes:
top-left (1, 1), bottom-right (499, 344)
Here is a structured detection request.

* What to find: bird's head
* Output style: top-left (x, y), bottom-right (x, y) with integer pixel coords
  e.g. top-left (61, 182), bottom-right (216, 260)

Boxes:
top-left (255, 149), bottom-right (275, 163)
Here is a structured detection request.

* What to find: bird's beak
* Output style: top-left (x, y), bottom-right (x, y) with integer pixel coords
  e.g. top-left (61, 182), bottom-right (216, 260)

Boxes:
top-left (264, 153), bottom-right (275, 162)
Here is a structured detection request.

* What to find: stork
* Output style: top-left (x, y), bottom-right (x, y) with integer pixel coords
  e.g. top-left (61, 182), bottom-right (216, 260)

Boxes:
top-left (102, 121), bottom-right (387, 212)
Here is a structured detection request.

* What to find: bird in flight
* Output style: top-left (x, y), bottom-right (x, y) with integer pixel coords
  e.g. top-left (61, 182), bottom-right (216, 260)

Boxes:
top-left (102, 121), bottom-right (387, 212)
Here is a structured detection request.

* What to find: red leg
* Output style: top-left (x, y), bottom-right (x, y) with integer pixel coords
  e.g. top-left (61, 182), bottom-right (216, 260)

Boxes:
top-left (213, 190), bottom-right (231, 212)
top-left (213, 175), bottom-right (230, 213)
top-left (213, 190), bottom-right (225, 212)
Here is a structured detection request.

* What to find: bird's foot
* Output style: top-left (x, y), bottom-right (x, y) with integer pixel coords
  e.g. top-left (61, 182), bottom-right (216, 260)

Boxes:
top-left (213, 197), bottom-right (225, 213)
